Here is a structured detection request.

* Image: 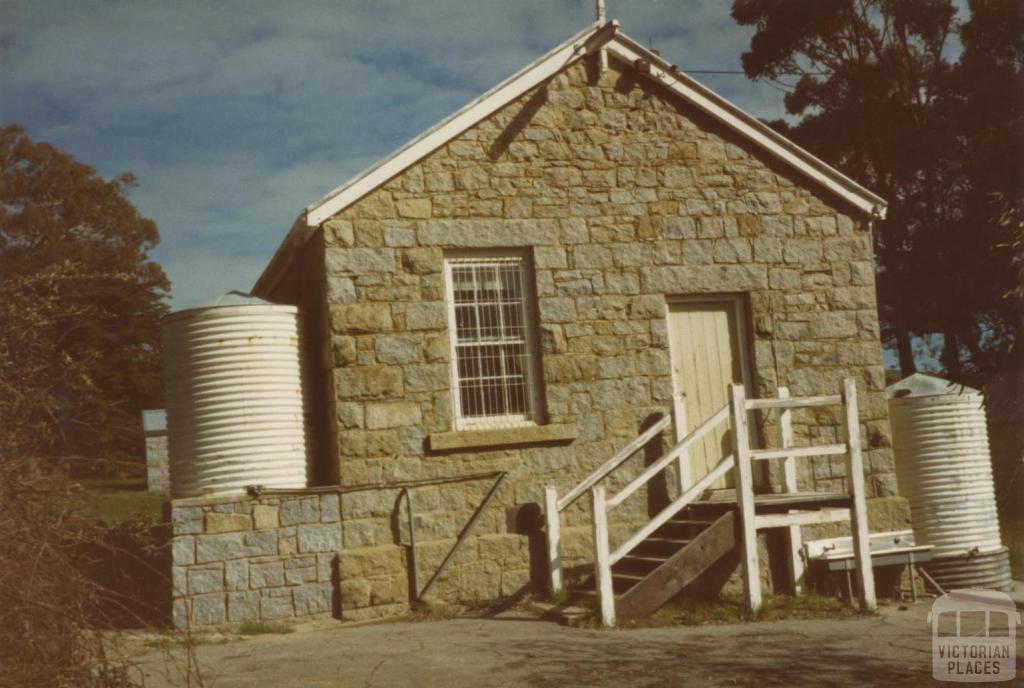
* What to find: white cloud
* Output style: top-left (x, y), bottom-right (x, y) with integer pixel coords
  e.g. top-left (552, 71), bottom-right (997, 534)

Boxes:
top-left (1, 0), bottom-right (788, 308)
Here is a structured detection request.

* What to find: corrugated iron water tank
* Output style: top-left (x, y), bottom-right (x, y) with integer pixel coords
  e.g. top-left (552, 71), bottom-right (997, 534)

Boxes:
top-left (163, 292), bottom-right (308, 498)
top-left (887, 373), bottom-right (1011, 591)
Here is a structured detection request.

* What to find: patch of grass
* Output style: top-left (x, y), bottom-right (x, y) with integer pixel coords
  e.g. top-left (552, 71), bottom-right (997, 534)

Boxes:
top-left (1002, 514), bottom-right (1024, 578)
top-left (76, 478), bottom-right (165, 523)
top-left (530, 587), bottom-right (570, 607)
top-left (620, 592), bottom-right (866, 629)
top-left (238, 620), bottom-right (295, 635)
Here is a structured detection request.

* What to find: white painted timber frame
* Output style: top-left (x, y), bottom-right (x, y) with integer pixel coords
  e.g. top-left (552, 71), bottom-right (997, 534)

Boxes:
top-left (591, 487), bottom-right (616, 626)
top-left (561, 378), bottom-right (875, 626)
top-left (778, 387), bottom-right (806, 595)
top-left (253, 19), bottom-right (887, 296)
top-left (730, 383), bottom-right (762, 612)
top-left (442, 251), bottom-right (543, 431)
top-left (544, 412), bottom-right (671, 593)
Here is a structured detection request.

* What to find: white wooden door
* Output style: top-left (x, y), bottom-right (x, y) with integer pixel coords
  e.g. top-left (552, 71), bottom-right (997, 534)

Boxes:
top-left (666, 297), bottom-right (753, 491)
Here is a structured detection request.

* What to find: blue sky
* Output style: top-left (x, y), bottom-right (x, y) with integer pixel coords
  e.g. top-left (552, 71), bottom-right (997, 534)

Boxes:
top-left (1, 0), bottom-right (803, 310)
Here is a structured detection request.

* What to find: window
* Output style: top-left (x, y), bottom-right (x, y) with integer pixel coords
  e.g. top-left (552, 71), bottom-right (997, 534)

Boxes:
top-left (444, 253), bottom-right (541, 430)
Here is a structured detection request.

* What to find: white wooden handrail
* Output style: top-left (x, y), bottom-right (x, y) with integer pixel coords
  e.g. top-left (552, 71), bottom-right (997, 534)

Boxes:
top-left (605, 404), bottom-right (729, 510)
top-left (555, 413), bottom-right (671, 512)
top-left (609, 453), bottom-right (735, 564)
top-left (586, 377), bottom-right (875, 627)
top-left (750, 443), bottom-right (847, 461)
top-left (744, 394), bottom-right (842, 411)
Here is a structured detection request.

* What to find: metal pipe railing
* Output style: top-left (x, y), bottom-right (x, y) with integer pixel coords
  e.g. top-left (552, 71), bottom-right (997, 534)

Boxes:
top-left (400, 487), bottom-right (419, 603)
top-left (419, 472), bottom-right (508, 600)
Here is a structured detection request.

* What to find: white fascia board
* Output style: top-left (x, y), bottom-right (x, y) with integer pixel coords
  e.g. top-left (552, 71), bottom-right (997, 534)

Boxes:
top-left (607, 35), bottom-right (887, 219)
top-left (304, 20), bottom-right (619, 227)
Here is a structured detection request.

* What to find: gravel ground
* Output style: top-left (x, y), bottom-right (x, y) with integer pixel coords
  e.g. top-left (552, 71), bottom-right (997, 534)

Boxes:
top-left (133, 600), bottom-right (1022, 687)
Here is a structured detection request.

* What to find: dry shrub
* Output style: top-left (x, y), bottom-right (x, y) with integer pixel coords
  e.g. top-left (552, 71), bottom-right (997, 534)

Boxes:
top-left (0, 458), bottom-right (201, 687)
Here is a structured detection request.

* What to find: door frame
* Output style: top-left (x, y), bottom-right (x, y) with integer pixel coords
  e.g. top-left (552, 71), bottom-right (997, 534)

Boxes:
top-left (663, 293), bottom-right (757, 492)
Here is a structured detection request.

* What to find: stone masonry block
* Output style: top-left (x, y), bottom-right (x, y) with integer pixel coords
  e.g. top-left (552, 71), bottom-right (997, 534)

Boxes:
top-left (325, 247), bottom-right (395, 274)
top-left (402, 248), bottom-right (442, 275)
top-left (324, 219), bottom-right (354, 247)
top-left (294, 583), bottom-right (334, 616)
top-left (196, 532), bottom-right (244, 564)
top-left (317, 553), bottom-right (337, 583)
top-left (171, 506), bottom-right (203, 535)
top-left (243, 531), bottom-right (278, 557)
top-left (173, 598), bottom-right (189, 630)
top-left (172, 536), bottom-right (195, 566)
top-left (280, 497), bottom-right (320, 526)
top-left (260, 589), bottom-right (295, 620)
top-left (375, 335), bottom-right (420, 364)
top-left (188, 566), bottom-right (224, 595)
top-left (227, 591), bottom-right (261, 623)
top-left (365, 402), bottom-right (422, 429)
top-left (250, 561), bottom-right (285, 588)
top-left (225, 559), bottom-right (249, 591)
top-left (285, 557), bottom-right (318, 585)
top-left (330, 303), bottom-right (393, 334)
top-left (334, 366), bottom-right (404, 399)
top-left (395, 198), bottom-right (431, 219)
top-left (403, 364), bottom-right (448, 392)
top-left (204, 512), bottom-right (251, 534)
top-left (191, 593), bottom-right (226, 626)
top-left (298, 524), bottom-right (342, 553)
top-left (320, 494), bottom-right (340, 522)
top-left (172, 566), bottom-right (187, 596)
top-left (641, 265), bottom-right (768, 293)
top-left (405, 303), bottom-right (446, 330)
top-left (417, 220), bottom-right (557, 247)
top-left (253, 505), bottom-right (279, 530)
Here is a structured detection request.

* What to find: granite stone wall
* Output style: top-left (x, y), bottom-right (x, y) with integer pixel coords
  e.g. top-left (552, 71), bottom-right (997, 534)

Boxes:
top-left (258, 53), bottom-right (898, 618)
top-left (145, 434), bottom-right (169, 493)
top-left (170, 493), bottom-right (340, 629)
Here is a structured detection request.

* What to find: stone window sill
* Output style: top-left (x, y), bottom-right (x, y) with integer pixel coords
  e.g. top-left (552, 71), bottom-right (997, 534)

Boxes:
top-left (428, 423), bottom-right (577, 452)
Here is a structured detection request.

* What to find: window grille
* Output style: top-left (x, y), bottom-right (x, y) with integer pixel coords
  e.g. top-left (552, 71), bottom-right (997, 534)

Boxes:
top-left (444, 255), bottom-right (538, 429)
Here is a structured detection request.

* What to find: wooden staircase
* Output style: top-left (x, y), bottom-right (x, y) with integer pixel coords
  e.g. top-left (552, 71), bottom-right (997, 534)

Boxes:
top-left (544, 378), bottom-right (876, 627)
top-left (612, 511), bottom-right (735, 621)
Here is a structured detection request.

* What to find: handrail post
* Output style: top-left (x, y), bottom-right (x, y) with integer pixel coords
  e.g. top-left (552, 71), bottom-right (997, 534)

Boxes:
top-left (843, 378), bottom-right (876, 611)
top-left (401, 487), bottom-right (419, 605)
top-left (779, 387), bottom-right (804, 595)
top-left (730, 384), bottom-right (762, 614)
top-left (591, 487), bottom-right (615, 626)
top-left (672, 393), bottom-right (692, 497)
top-left (544, 486), bottom-right (564, 595)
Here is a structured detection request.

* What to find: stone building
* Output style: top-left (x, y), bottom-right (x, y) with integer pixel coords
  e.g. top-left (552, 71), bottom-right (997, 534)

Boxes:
top-left (170, 21), bottom-right (906, 628)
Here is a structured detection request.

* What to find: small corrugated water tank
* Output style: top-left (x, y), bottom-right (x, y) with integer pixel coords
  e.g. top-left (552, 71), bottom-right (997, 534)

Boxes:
top-left (163, 292), bottom-right (308, 498)
top-left (887, 373), bottom-right (1012, 591)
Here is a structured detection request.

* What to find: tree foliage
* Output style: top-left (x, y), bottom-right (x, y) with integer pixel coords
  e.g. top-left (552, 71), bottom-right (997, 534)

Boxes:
top-left (732, 0), bottom-right (1023, 383)
top-left (0, 124), bottom-right (169, 469)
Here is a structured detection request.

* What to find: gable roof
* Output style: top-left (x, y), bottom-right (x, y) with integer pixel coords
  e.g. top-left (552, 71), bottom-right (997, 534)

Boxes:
top-left (254, 20), bottom-right (887, 295)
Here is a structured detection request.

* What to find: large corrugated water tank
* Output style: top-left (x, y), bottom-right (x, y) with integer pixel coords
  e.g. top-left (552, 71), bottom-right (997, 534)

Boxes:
top-left (163, 292), bottom-right (308, 498)
top-left (887, 373), bottom-right (1011, 591)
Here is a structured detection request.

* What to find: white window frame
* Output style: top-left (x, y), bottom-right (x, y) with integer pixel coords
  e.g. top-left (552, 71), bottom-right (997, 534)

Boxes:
top-left (443, 250), bottom-right (543, 431)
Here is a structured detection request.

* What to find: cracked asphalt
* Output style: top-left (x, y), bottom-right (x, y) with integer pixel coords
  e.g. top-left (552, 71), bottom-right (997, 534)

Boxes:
top-left (134, 601), bottom-right (1022, 687)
